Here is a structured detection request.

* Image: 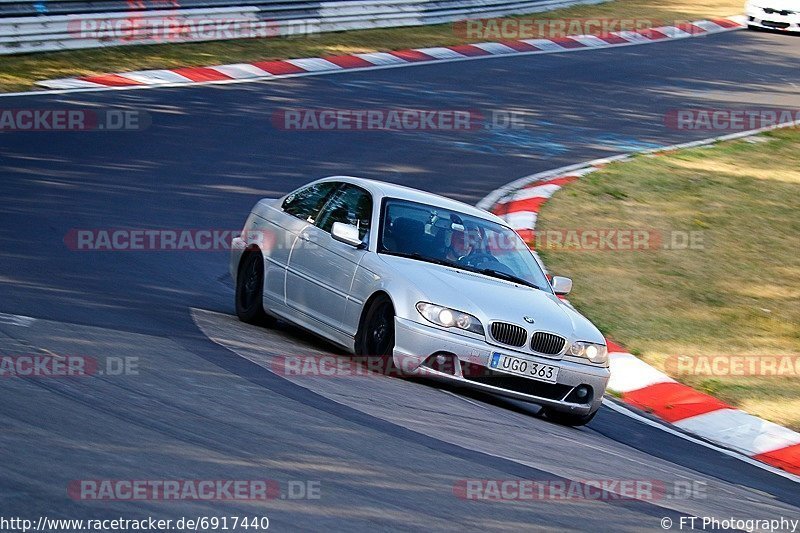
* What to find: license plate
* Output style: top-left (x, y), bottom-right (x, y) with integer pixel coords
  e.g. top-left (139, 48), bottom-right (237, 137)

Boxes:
top-left (490, 353), bottom-right (559, 384)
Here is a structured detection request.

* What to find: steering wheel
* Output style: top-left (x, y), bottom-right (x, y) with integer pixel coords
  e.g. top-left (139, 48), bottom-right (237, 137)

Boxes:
top-left (460, 251), bottom-right (499, 268)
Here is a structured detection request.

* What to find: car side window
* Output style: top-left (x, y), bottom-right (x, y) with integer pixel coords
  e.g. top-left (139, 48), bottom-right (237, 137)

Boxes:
top-left (315, 184), bottom-right (373, 240)
top-left (281, 182), bottom-right (339, 223)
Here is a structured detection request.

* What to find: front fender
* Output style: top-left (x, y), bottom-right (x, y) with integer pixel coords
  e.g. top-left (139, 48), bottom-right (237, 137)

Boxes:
top-left (342, 254), bottom-right (429, 338)
top-left (229, 236), bottom-right (247, 286)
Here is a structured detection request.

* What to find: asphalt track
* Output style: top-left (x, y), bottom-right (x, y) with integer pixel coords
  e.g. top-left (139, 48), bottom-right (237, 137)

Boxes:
top-left (1, 28), bottom-right (800, 531)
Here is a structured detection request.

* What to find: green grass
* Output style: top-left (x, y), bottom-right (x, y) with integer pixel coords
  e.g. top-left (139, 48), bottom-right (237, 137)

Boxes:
top-left (537, 128), bottom-right (800, 430)
top-left (0, 0), bottom-right (743, 92)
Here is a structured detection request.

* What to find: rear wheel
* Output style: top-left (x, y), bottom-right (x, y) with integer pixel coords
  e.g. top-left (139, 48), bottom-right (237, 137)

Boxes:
top-left (544, 407), bottom-right (598, 427)
top-left (357, 295), bottom-right (396, 371)
top-left (235, 252), bottom-right (276, 326)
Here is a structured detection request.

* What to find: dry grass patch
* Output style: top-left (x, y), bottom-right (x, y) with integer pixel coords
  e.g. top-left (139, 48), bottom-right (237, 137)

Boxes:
top-left (537, 128), bottom-right (800, 429)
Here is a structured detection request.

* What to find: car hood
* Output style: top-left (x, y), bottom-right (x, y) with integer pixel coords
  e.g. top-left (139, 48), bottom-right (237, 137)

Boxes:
top-left (376, 254), bottom-right (604, 344)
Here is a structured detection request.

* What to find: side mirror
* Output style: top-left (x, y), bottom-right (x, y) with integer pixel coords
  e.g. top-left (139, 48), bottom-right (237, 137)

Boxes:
top-left (551, 276), bottom-right (573, 296)
top-left (331, 222), bottom-right (365, 248)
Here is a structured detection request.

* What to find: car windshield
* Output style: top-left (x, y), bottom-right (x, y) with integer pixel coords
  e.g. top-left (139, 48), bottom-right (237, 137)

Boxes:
top-left (379, 198), bottom-right (552, 292)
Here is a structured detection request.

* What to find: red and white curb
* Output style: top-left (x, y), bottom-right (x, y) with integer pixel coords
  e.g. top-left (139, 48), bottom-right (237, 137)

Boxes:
top-left (36, 16), bottom-right (746, 91)
top-left (477, 120), bottom-right (800, 477)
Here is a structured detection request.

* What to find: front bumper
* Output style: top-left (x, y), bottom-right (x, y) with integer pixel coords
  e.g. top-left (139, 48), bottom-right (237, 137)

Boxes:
top-left (746, 5), bottom-right (800, 32)
top-left (393, 317), bottom-right (610, 416)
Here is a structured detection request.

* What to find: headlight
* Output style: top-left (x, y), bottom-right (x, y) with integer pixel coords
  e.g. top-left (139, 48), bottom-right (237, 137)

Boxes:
top-left (568, 341), bottom-right (608, 364)
top-left (415, 302), bottom-right (484, 335)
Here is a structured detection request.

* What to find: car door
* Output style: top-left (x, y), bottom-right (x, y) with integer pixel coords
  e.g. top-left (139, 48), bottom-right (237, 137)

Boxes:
top-left (285, 183), bottom-right (373, 331)
top-left (266, 181), bottom-right (339, 304)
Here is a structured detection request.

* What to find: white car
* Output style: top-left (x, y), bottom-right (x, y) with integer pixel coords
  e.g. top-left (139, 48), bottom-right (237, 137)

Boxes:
top-left (230, 177), bottom-right (610, 425)
top-left (746, 0), bottom-right (800, 32)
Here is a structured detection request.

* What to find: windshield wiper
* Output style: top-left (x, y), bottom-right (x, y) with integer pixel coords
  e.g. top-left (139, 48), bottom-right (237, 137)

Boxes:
top-left (477, 268), bottom-right (541, 290)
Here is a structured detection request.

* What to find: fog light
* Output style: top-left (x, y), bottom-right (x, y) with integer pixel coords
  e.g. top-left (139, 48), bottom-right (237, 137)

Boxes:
top-left (565, 384), bottom-right (593, 404)
top-left (422, 353), bottom-right (459, 376)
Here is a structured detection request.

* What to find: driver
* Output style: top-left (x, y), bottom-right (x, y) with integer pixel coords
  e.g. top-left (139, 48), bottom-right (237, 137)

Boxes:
top-left (444, 222), bottom-right (489, 263)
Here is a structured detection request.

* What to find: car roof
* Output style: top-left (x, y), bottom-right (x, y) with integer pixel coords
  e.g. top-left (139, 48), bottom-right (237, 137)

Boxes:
top-left (313, 176), bottom-right (508, 225)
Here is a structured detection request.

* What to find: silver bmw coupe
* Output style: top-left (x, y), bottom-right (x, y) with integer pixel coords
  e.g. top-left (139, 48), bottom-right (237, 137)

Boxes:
top-left (230, 176), bottom-right (610, 425)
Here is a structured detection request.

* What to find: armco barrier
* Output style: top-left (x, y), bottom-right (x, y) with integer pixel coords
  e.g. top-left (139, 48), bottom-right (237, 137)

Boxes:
top-left (0, 0), bottom-right (606, 54)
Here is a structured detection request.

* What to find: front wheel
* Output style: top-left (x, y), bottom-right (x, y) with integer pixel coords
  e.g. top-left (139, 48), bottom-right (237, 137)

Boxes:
top-left (357, 295), bottom-right (395, 361)
top-left (235, 252), bottom-right (276, 326)
top-left (543, 407), bottom-right (598, 427)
